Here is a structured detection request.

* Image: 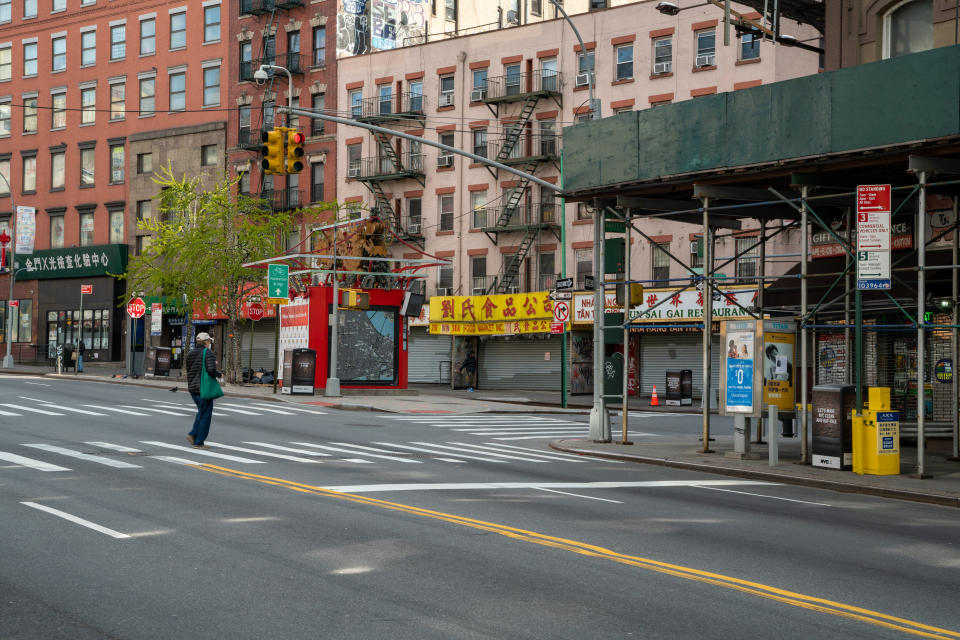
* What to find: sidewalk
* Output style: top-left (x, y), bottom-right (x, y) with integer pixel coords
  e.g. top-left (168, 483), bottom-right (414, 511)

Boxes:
top-left (2, 364), bottom-right (958, 507)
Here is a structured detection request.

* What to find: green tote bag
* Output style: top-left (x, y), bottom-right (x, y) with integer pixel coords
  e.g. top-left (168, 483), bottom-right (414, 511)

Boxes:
top-left (200, 348), bottom-right (224, 400)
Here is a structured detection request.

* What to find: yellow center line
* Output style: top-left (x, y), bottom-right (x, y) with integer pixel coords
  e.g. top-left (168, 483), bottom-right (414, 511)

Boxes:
top-left (195, 463), bottom-right (960, 639)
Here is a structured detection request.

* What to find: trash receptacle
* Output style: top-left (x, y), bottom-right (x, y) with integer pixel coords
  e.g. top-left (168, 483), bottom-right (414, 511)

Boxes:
top-left (811, 384), bottom-right (856, 470)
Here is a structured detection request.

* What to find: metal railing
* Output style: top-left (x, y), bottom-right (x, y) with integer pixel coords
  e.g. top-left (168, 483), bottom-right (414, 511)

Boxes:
top-left (483, 69), bottom-right (562, 101)
top-left (240, 0), bottom-right (275, 14)
top-left (471, 276), bottom-right (488, 295)
top-left (256, 189), bottom-right (301, 211)
top-left (285, 52), bottom-right (306, 74)
top-left (354, 92), bottom-right (426, 121)
top-left (356, 153), bottom-right (424, 179)
top-left (488, 133), bottom-right (559, 162)
top-left (474, 203), bottom-right (558, 228)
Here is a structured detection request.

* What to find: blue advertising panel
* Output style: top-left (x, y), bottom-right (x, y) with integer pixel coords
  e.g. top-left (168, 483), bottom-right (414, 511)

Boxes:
top-left (724, 327), bottom-right (756, 413)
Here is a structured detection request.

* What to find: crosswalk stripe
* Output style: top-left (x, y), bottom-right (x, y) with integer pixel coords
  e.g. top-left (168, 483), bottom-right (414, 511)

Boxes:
top-left (0, 450), bottom-right (71, 471)
top-left (242, 442), bottom-right (332, 457)
top-left (219, 403), bottom-right (294, 415)
top-left (453, 426), bottom-right (586, 432)
top-left (0, 408), bottom-right (21, 416)
top-left (204, 442), bottom-right (322, 463)
top-left (38, 405), bottom-right (108, 416)
top-left (153, 456), bottom-right (201, 466)
top-left (85, 442), bottom-right (143, 453)
top-left (22, 444), bottom-right (141, 469)
top-left (413, 442), bottom-right (549, 462)
top-left (291, 442), bottom-right (421, 463)
top-left (0, 403), bottom-right (64, 416)
top-left (252, 403), bottom-right (326, 415)
top-left (329, 442), bottom-right (415, 456)
top-left (140, 441), bottom-right (265, 463)
top-left (492, 434), bottom-right (592, 441)
top-left (491, 442), bottom-right (623, 462)
top-left (124, 406), bottom-right (190, 417)
top-left (450, 441), bottom-right (588, 463)
top-left (343, 458), bottom-right (375, 464)
top-left (83, 405), bottom-right (148, 416)
top-left (208, 406), bottom-right (264, 416)
top-left (374, 442), bottom-right (508, 463)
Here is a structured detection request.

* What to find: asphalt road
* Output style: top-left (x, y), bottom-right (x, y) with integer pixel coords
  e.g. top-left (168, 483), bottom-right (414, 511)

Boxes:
top-left (1, 377), bottom-right (958, 639)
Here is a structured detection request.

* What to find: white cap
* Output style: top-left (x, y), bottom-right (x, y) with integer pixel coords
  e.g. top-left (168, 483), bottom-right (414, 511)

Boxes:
top-left (196, 332), bottom-right (213, 343)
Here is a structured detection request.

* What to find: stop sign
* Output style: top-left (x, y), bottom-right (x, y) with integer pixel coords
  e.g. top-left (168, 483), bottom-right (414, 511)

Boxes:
top-left (127, 297), bottom-right (146, 318)
top-left (247, 302), bottom-right (265, 322)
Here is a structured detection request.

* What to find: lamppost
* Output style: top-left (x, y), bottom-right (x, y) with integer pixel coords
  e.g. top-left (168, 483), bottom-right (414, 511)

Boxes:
top-left (548, 0), bottom-right (599, 119)
top-left (254, 64), bottom-right (294, 126)
top-left (0, 168), bottom-right (17, 369)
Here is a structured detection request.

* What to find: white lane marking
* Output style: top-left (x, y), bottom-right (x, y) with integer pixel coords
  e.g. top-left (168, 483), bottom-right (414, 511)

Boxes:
top-left (342, 458), bottom-right (375, 464)
top-left (17, 396), bottom-right (107, 415)
top-left (291, 442), bottom-right (421, 463)
top-left (0, 450), bottom-right (71, 471)
top-left (0, 407), bottom-right (22, 416)
top-left (16, 395), bottom-right (50, 403)
top-left (219, 403), bottom-right (294, 415)
top-left (454, 427), bottom-right (587, 433)
top-left (386, 416), bottom-right (572, 422)
top-left (207, 406), bottom-right (264, 416)
top-left (409, 441), bottom-right (547, 463)
top-left (488, 442), bottom-right (602, 461)
top-left (140, 441), bottom-right (265, 463)
top-left (243, 442), bottom-right (332, 457)
top-left (691, 484), bottom-right (833, 507)
top-left (436, 457), bottom-right (468, 463)
top-left (154, 456), bottom-right (203, 466)
top-left (493, 434), bottom-right (601, 441)
top-left (124, 406), bottom-right (190, 417)
top-left (85, 442), bottom-right (143, 453)
top-left (319, 480), bottom-right (777, 493)
top-left (21, 502), bottom-right (130, 539)
top-left (329, 442), bottom-right (414, 455)
top-left (22, 444), bottom-right (141, 469)
top-left (449, 442), bottom-right (588, 463)
top-left (83, 405), bottom-right (148, 416)
top-left (253, 403), bottom-right (327, 415)
top-left (373, 442), bottom-right (508, 464)
top-left (204, 442), bottom-right (322, 463)
top-left (0, 403), bottom-right (65, 416)
top-left (22, 382), bottom-right (51, 386)
top-left (535, 487), bottom-right (624, 504)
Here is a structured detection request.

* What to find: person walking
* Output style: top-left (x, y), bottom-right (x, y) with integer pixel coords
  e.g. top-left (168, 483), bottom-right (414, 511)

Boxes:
top-left (186, 332), bottom-right (222, 448)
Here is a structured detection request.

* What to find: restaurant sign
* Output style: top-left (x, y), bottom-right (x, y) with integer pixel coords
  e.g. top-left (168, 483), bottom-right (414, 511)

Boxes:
top-left (429, 291), bottom-right (554, 335)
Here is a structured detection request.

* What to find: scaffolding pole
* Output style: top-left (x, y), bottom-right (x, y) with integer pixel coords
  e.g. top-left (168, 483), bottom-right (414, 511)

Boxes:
top-left (800, 186), bottom-right (810, 464)
top-left (701, 198), bottom-right (714, 453)
top-left (916, 170), bottom-right (928, 477)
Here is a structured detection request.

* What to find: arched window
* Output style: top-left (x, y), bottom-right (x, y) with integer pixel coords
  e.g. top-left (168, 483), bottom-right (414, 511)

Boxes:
top-left (883, 0), bottom-right (933, 59)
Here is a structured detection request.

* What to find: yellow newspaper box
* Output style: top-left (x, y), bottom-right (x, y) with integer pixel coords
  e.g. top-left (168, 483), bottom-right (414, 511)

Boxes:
top-left (853, 388), bottom-right (900, 475)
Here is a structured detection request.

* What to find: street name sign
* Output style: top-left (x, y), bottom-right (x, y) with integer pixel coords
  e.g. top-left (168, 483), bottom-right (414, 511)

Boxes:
top-left (856, 184), bottom-right (892, 290)
top-left (549, 290), bottom-right (572, 301)
top-left (555, 277), bottom-right (574, 291)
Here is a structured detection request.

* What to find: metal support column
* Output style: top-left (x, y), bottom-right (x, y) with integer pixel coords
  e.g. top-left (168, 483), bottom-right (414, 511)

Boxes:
top-left (844, 207), bottom-right (852, 385)
top-left (756, 220), bottom-right (766, 443)
top-left (589, 200), bottom-right (610, 441)
top-left (701, 198), bottom-right (714, 453)
top-left (953, 197), bottom-right (959, 460)
top-left (916, 170), bottom-right (928, 477)
top-left (621, 212), bottom-right (632, 445)
top-left (800, 186), bottom-right (810, 463)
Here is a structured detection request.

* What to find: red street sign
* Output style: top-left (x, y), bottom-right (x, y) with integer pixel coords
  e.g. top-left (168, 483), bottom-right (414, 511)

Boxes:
top-left (127, 297), bottom-right (146, 319)
top-left (550, 322), bottom-right (564, 334)
top-left (857, 184), bottom-right (891, 215)
top-left (247, 302), bottom-right (265, 322)
top-left (8, 300), bottom-right (19, 308)
top-left (80, 284), bottom-right (93, 295)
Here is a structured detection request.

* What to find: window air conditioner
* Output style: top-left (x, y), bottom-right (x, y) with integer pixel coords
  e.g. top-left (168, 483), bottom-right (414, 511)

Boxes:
top-left (437, 154), bottom-right (453, 168)
top-left (471, 87), bottom-right (487, 102)
top-left (575, 72), bottom-right (592, 87)
top-left (438, 92), bottom-right (454, 107)
top-left (436, 287), bottom-right (452, 296)
top-left (347, 166), bottom-right (361, 178)
top-left (695, 54), bottom-right (715, 67)
top-left (407, 222), bottom-right (421, 234)
top-left (653, 62), bottom-right (671, 74)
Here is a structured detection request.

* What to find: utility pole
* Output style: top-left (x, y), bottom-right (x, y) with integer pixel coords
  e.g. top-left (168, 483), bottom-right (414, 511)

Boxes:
top-left (1, 170), bottom-right (17, 369)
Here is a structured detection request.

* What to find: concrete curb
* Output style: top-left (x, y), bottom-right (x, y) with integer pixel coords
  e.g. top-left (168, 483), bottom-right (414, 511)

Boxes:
top-left (550, 439), bottom-right (960, 509)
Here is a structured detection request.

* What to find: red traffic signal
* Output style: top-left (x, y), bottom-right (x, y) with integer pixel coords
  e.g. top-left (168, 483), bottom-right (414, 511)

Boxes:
top-left (286, 129), bottom-right (305, 174)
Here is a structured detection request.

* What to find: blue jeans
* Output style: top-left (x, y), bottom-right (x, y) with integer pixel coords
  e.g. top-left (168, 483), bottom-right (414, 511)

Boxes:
top-left (190, 393), bottom-right (214, 446)
top-left (77, 354), bottom-right (83, 372)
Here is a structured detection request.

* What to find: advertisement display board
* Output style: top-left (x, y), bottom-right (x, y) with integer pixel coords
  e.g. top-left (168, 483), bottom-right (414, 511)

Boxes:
top-left (762, 319), bottom-right (796, 413)
top-left (720, 320), bottom-right (761, 416)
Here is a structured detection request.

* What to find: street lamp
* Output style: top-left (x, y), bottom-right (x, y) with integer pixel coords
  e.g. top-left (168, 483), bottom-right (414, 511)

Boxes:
top-left (0, 168), bottom-right (17, 369)
top-left (255, 64), bottom-right (294, 126)
top-left (547, 0), bottom-right (599, 119)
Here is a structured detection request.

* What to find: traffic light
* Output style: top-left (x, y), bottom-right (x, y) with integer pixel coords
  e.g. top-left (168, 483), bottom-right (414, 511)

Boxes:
top-left (261, 127), bottom-right (286, 175)
top-left (616, 282), bottom-right (644, 307)
top-left (337, 288), bottom-right (370, 310)
top-left (286, 129), bottom-right (305, 174)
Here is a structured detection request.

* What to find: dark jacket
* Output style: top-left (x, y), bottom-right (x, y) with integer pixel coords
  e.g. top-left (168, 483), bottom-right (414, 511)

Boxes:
top-left (186, 346), bottom-right (222, 395)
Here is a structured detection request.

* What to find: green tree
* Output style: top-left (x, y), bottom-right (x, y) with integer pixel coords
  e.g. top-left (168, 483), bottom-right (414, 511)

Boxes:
top-left (123, 166), bottom-right (323, 383)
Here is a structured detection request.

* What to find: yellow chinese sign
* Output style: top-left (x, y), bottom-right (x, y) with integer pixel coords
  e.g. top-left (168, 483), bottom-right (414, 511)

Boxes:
top-left (429, 292), bottom-right (555, 335)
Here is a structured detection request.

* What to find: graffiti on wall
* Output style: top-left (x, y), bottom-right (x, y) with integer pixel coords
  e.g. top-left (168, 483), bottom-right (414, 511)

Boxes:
top-left (371, 0), bottom-right (427, 50)
top-left (337, 0), bottom-right (370, 57)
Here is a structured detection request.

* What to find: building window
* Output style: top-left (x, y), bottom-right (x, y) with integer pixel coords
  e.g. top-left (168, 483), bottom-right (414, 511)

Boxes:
top-left (52, 0), bottom-right (65, 11)
top-left (884, 0), bottom-right (933, 58)
top-left (540, 57), bottom-right (558, 91)
top-left (347, 143), bottom-right (361, 176)
top-left (439, 74), bottom-right (454, 106)
top-left (81, 87), bottom-right (96, 125)
top-left (140, 17), bottom-right (156, 56)
top-left (203, 4), bottom-right (220, 43)
top-left (576, 202), bottom-right (593, 220)
top-left (577, 50), bottom-right (595, 76)
top-left (287, 30), bottom-right (301, 72)
top-left (472, 128), bottom-right (487, 158)
top-left (438, 265), bottom-right (453, 294)
top-left (349, 89), bottom-right (362, 117)
top-left (312, 26), bottom-right (326, 66)
top-left (311, 161), bottom-right (324, 202)
top-left (169, 71), bottom-right (186, 111)
top-left (695, 29), bottom-right (716, 67)
top-left (615, 44), bottom-right (633, 81)
top-left (439, 131), bottom-right (454, 166)
top-left (690, 237), bottom-right (703, 269)
top-left (110, 145), bottom-right (124, 184)
top-left (23, 42), bottom-right (37, 76)
top-left (311, 93), bottom-right (325, 136)
top-left (531, 0), bottom-right (542, 16)
top-left (471, 190), bottom-right (487, 228)
top-left (50, 215), bottom-right (65, 248)
top-left (81, 30), bottom-right (96, 66)
top-left (21, 155), bottom-right (36, 193)
top-left (740, 32), bottom-right (760, 60)
top-left (652, 243), bottom-right (670, 282)
top-left (409, 80), bottom-right (423, 111)
top-left (136, 199), bottom-right (152, 225)
top-left (539, 252), bottom-right (555, 290)
top-left (137, 152), bottom-right (152, 174)
top-left (407, 197), bottom-right (422, 230)
top-left (109, 209), bottom-right (124, 244)
top-left (471, 256), bottom-right (487, 295)
top-left (52, 36), bottom-right (67, 71)
top-left (378, 84), bottom-right (392, 115)
top-left (49, 93), bottom-right (65, 129)
top-left (80, 147), bottom-right (95, 186)
top-left (504, 63), bottom-right (521, 96)
top-left (110, 24), bottom-right (125, 60)
top-left (576, 249), bottom-right (592, 288)
top-left (0, 0), bottom-right (9, 22)
top-left (110, 82), bottom-right (125, 120)
top-left (0, 46), bottom-right (10, 81)
top-left (472, 68), bottom-right (487, 99)
top-left (79, 211), bottom-right (95, 246)
top-left (445, 0), bottom-right (456, 21)
top-left (0, 300), bottom-right (32, 343)
top-left (238, 169), bottom-right (250, 195)
top-left (22, 96), bottom-right (37, 133)
top-left (653, 36), bottom-right (672, 74)
top-left (51, 150), bottom-right (65, 189)
top-left (736, 237), bottom-right (758, 282)
top-left (439, 194), bottom-right (454, 231)
top-left (201, 144), bottom-right (217, 167)
top-left (0, 158), bottom-right (9, 194)
top-left (170, 11), bottom-right (186, 49)
top-left (139, 76), bottom-right (155, 116)
top-left (136, 235), bottom-right (152, 255)
top-left (202, 66), bottom-right (220, 107)
top-left (23, 0), bottom-right (35, 18)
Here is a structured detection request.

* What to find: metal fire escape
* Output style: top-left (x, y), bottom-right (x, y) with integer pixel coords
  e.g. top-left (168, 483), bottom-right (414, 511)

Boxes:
top-left (479, 69), bottom-right (562, 294)
top-left (353, 91), bottom-right (427, 243)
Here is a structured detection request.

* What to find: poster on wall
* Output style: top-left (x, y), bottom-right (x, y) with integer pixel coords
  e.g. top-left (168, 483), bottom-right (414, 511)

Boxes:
top-left (722, 323), bottom-right (756, 414)
top-left (15, 206), bottom-right (35, 255)
top-left (762, 320), bottom-right (796, 412)
top-left (452, 336), bottom-right (478, 390)
top-left (278, 297), bottom-right (310, 379)
top-left (570, 331), bottom-right (593, 395)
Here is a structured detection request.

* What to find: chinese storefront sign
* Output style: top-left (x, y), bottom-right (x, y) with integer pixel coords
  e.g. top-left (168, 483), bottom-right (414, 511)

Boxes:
top-left (13, 244), bottom-right (128, 280)
top-left (624, 287), bottom-right (758, 322)
top-left (429, 291), bottom-right (554, 335)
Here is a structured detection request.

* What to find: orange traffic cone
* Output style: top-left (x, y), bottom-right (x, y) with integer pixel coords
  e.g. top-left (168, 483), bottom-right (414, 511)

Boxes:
top-left (650, 385), bottom-right (659, 406)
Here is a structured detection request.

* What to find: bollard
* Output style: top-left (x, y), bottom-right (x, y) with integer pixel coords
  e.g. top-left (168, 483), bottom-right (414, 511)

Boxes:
top-left (768, 405), bottom-right (779, 466)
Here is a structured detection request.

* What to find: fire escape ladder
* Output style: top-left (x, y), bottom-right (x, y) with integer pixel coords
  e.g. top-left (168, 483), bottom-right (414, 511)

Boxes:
top-left (496, 227), bottom-right (539, 294)
top-left (495, 96), bottom-right (538, 163)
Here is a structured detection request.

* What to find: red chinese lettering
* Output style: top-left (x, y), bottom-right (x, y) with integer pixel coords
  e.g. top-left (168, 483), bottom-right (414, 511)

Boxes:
top-left (646, 294), bottom-right (658, 307)
top-left (696, 291), bottom-right (704, 307)
top-left (725, 293), bottom-right (737, 306)
top-left (669, 293), bottom-right (682, 308)
top-left (441, 299), bottom-right (455, 319)
top-left (503, 296), bottom-right (517, 317)
top-left (461, 298), bottom-right (476, 321)
top-left (481, 297), bottom-right (499, 319)
top-left (521, 296), bottom-right (536, 316)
